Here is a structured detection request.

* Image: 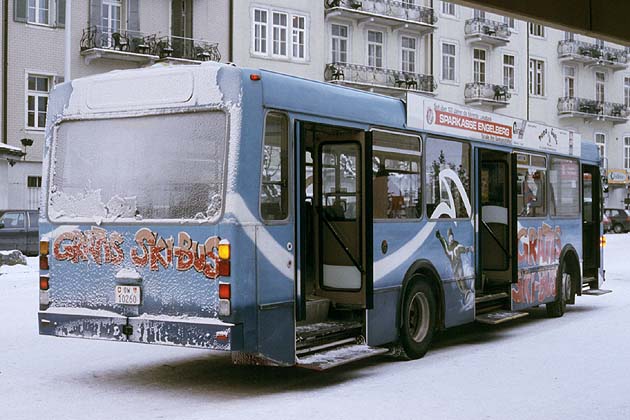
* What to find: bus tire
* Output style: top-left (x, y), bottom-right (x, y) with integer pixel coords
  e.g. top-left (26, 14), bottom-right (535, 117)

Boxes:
top-left (546, 260), bottom-right (572, 318)
top-left (401, 279), bottom-right (436, 359)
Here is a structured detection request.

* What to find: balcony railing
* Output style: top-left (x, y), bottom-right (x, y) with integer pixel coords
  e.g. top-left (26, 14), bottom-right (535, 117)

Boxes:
top-left (464, 82), bottom-right (511, 106)
top-left (558, 40), bottom-right (628, 68)
top-left (80, 26), bottom-right (220, 64)
top-left (325, 0), bottom-right (437, 26)
top-left (80, 26), bottom-right (156, 55)
top-left (464, 18), bottom-right (510, 44)
top-left (557, 97), bottom-right (629, 122)
top-left (325, 63), bottom-right (437, 94)
top-left (154, 35), bottom-right (221, 62)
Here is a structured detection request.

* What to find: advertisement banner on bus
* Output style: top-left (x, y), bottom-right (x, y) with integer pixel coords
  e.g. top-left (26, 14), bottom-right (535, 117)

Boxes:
top-left (406, 94), bottom-right (581, 157)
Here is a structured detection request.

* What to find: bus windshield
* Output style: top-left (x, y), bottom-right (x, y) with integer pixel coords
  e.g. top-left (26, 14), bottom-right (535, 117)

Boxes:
top-left (49, 111), bottom-right (227, 223)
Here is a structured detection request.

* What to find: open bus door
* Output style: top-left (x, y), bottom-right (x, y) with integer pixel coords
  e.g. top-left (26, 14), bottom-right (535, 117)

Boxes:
top-left (582, 164), bottom-right (604, 289)
top-left (294, 121), bottom-right (380, 369)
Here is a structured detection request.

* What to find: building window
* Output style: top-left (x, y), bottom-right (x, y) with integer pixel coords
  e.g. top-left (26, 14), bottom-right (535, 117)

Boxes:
top-left (253, 8), bottom-right (268, 54)
top-left (331, 24), bottom-right (348, 64)
top-left (101, 0), bottom-right (122, 47)
top-left (28, 0), bottom-right (50, 25)
top-left (473, 9), bottom-right (485, 19)
top-left (595, 71), bottom-right (605, 102)
top-left (441, 1), bottom-right (455, 16)
top-left (272, 12), bottom-right (288, 57)
top-left (401, 36), bottom-right (417, 73)
top-left (503, 54), bottom-right (515, 90)
top-left (292, 15), bottom-right (306, 59)
top-left (367, 30), bottom-right (384, 69)
top-left (625, 137), bottom-right (630, 170)
top-left (529, 58), bottom-right (545, 96)
top-left (625, 77), bottom-right (630, 108)
top-left (27, 176), bottom-right (42, 188)
top-left (504, 16), bottom-right (515, 29)
top-left (441, 42), bottom-right (456, 81)
top-left (563, 66), bottom-right (576, 98)
top-left (595, 133), bottom-right (606, 161)
top-left (27, 74), bottom-right (50, 130)
top-left (473, 48), bottom-right (486, 84)
top-left (529, 23), bottom-right (545, 38)
top-left (564, 31), bottom-right (574, 41)
top-left (595, 39), bottom-right (605, 49)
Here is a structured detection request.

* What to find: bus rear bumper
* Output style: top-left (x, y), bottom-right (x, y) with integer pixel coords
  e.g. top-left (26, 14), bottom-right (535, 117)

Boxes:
top-left (38, 309), bottom-right (243, 351)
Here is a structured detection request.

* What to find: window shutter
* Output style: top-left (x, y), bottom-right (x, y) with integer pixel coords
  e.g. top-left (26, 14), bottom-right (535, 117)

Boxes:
top-left (127, 0), bottom-right (140, 34)
top-left (14, 0), bottom-right (28, 22)
top-left (57, 0), bottom-right (66, 27)
top-left (90, 0), bottom-right (103, 27)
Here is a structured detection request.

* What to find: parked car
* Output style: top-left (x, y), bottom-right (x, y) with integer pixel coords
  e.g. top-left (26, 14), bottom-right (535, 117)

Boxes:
top-left (0, 210), bottom-right (39, 256)
top-left (603, 208), bottom-right (630, 234)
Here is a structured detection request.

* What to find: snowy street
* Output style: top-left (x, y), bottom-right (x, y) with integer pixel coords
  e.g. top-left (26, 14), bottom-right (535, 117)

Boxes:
top-left (1, 235), bottom-right (628, 420)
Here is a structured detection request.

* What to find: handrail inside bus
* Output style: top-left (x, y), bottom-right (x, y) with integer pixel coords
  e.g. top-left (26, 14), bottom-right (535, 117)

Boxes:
top-left (480, 219), bottom-right (511, 259)
top-left (315, 205), bottom-right (365, 274)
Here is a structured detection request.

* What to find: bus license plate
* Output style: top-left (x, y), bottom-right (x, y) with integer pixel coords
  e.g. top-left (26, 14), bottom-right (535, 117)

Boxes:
top-left (115, 285), bottom-right (141, 305)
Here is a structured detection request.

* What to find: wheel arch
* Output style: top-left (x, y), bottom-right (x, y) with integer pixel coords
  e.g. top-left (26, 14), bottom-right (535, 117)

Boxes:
top-left (401, 259), bottom-right (445, 330)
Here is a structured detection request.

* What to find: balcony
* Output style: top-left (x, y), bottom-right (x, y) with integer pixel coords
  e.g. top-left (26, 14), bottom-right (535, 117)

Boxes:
top-left (80, 26), bottom-right (221, 66)
top-left (464, 18), bottom-right (510, 47)
top-left (80, 26), bottom-right (159, 65)
top-left (464, 82), bottom-right (511, 108)
top-left (325, 0), bottom-right (436, 35)
top-left (557, 97), bottom-right (629, 124)
top-left (557, 40), bottom-right (628, 71)
top-left (325, 63), bottom-right (436, 97)
top-left (153, 35), bottom-right (221, 64)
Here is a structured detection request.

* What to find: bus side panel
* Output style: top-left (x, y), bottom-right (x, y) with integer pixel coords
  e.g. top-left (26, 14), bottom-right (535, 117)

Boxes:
top-left (255, 224), bottom-right (295, 365)
top-left (512, 218), bottom-right (582, 310)
top-left (370, 220), bottom-right (475, 345)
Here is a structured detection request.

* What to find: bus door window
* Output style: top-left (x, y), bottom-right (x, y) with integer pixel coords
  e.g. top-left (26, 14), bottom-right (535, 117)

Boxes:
top-left (516, 153), bottom-right (547, 217)
top-left (549, 158), bottom-right (580, 217)
top-left (372, 131), bottom-right (422, 220)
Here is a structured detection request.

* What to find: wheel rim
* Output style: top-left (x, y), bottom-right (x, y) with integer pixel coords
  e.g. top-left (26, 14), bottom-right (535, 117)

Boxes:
top-left (407, 292), bottom-right (430, 343)
top-left (614, 224), bottom-right (622, 233)
top-left (562, 272), bottom-right (571, 301)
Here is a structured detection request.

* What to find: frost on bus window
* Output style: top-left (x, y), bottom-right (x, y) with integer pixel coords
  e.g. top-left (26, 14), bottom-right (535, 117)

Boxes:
top-left (425, 138), bottom-right (471, 219)
top-left (50, 112), bottom-right (227, 222)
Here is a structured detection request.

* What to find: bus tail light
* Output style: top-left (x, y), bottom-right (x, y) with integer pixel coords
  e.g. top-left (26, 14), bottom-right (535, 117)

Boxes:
top-left (601, 235), bottom-right (607, 247)
top-left (218, 239), bottom-right (230, 260)
top-left (40, 240), bottom-right (49, 256)
top-left (217, 239), bottom-right (231, 277)
top-left (40, 276), bottom-right (50, 291)
top-left (218, 282), bottom-right (231, 316)
top-left (40, 255), bottom-right (49, 271)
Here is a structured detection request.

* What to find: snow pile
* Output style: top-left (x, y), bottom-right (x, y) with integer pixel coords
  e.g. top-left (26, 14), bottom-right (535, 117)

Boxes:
top-left (0, 255), bottom-right (36, 276)
top-left (0, 250), bottom-right (27, 268)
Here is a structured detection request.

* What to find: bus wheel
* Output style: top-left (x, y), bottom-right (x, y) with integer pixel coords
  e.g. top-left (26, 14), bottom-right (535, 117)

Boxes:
top-left (547, 261), bottom-right (572, 318)
top-left (401, 279), bottom-right (436, 359)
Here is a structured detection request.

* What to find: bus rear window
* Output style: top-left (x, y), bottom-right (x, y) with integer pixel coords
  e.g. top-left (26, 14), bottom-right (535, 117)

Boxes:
top-left (49, 111), bottom-right (227, 222)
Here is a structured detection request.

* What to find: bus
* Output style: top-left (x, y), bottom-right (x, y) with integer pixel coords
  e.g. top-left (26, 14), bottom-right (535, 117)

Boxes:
top-left (38, 62), bottom-right (608, 370)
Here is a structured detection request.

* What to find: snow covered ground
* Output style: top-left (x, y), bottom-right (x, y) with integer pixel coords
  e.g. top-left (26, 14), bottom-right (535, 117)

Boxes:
top-left (1, 236), bottom-right (629, 420)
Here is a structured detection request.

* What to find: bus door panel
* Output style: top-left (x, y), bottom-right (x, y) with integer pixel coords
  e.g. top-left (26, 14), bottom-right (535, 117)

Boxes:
top-left (582, 164), bottom-right (601, 280)
top-left (306, 123), bottom-right (373, 309)
top-left (478, 149), bottom-right (517, 288)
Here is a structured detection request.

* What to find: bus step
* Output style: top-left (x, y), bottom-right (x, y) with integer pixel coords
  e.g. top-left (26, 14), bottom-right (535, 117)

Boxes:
top-left (475, 310), bottom-right (529, 325)
top-left (581, 289), bottom-right (612, 296)
top-left (296, 344), bottom-right (389, 371)
top-left (296, 320), bottom-right (362, 351)
top-left (475, 292), bottom-right (509, 304)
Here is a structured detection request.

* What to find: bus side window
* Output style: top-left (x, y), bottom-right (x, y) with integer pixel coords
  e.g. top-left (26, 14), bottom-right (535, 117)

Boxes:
top-left (260, 113), bottom-right (289, 221)
top-left (549, 157), bottom-right (580, 217)
top-left (372, 131), bottom-right (422, 220)
top-left (516, 153), bottom-right (546, 217)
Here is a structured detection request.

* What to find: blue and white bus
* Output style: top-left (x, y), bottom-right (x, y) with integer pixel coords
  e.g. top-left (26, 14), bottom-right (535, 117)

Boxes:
top-left (38, 62), bottom-right (607, 369)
